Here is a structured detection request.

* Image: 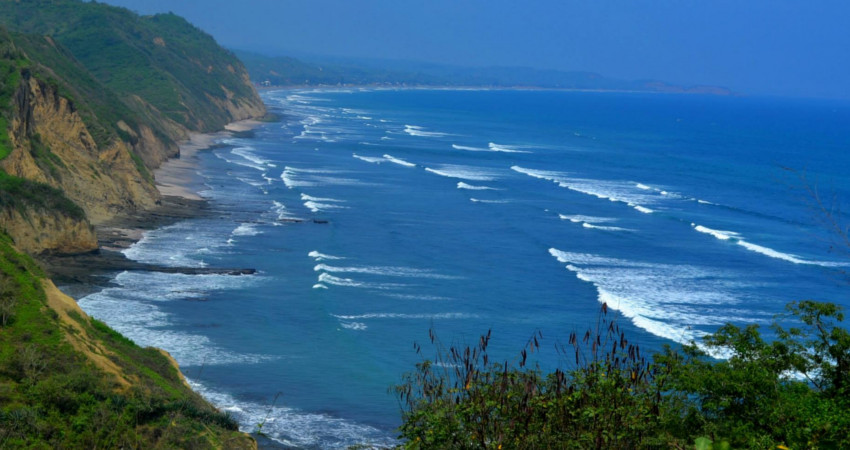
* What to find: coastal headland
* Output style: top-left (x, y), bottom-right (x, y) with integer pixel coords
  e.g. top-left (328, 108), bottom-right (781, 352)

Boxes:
top-left (0, 1), bottom-right (271, 446)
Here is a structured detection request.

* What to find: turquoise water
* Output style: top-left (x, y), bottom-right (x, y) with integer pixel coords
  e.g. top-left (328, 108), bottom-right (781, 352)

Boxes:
top-left (78, 89), bottom-right (850, 448)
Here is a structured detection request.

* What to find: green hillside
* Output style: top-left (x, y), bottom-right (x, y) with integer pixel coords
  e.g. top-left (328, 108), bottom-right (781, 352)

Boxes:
top-left (0, 233), bottom-right (255, 448)
top-left (0, 0), bottom-right (263, 133)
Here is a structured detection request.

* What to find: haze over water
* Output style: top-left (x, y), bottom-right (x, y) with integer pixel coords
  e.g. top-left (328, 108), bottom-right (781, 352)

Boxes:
top-left (78, 89), bottom-right (850, 447)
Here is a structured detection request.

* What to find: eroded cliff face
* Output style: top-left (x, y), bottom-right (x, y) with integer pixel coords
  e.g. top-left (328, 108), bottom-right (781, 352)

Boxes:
top-left (2, 72), bottom-right (161, 224)
top-left (0, 207), bottom-right (96, 254)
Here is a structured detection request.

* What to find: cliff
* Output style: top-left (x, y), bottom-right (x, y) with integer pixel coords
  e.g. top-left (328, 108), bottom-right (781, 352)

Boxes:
top-left (0, 2), bottom-right (267, 446)
top-left (0, 233), bottom-right (256, 448)
top-left (0, 0), bottom-right (265, 255)
top-left (4, 71), bottom-right (160, 224)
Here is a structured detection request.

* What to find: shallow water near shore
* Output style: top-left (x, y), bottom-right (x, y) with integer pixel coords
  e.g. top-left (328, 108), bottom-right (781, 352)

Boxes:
top-left (76, 89), bottom-right (850, 448)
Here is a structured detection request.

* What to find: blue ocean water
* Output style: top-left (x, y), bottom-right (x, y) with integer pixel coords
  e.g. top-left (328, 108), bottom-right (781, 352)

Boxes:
top-left (77, 89), bottom-right (850, 448)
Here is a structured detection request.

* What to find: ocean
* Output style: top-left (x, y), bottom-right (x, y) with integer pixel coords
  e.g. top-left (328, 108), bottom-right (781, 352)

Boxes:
top-left (76, 88), bottom-right (850, 448)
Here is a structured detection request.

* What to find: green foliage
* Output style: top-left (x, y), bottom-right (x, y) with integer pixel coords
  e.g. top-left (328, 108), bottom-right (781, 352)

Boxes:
top-left (0, 170), bottom-right (86, 221)
top-left (0, 232), bottom-right (251, 448)
top-left (397, 303), bottom-right (850, 448)
top-left (0, 0), bottom-right (262, 134)
top-left (0, 30), bottom-right (24, 161)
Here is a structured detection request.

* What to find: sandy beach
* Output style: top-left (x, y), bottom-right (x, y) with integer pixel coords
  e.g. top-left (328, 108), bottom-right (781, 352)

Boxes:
top-left (154, 119), bottom-right (263, 200)
top-left (47, 119), bottom-right (266, 289)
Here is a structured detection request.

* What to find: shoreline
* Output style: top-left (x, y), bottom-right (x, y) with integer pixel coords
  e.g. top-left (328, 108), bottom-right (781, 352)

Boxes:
top-left (154, 119), bottom-right (264, 201)
top-left (47, 119), bottom-right (265, 295)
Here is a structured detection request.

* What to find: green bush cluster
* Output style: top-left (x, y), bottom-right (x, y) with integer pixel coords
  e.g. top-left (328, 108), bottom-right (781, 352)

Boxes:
top-left (396, 302), bottom-right (850, 448)
top-left (0, 0), bottom-right (260, 134)
top-left (0, 234), bottom-right (251, 448)
top-left (0, 171), bottom-right (86, 221)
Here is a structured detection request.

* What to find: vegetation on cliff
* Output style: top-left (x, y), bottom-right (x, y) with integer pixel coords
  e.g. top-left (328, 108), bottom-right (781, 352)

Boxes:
top-left (396, 303), bottom-right (850, 448)
top-left (0, 0), bottom-right (264, 134)
top-left (0, 233), bottom-right (255, 448)
top-left (0, 1), bottom-right (266, 446)
top-left (0, 0), bottom-right (265, 254)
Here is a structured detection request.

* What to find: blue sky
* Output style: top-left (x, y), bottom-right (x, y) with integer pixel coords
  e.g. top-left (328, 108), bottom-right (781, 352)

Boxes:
top-left (102, 0), bottom-right (850, 99)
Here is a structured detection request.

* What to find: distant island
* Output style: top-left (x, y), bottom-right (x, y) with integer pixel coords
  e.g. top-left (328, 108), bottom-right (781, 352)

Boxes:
top-left (235, 49), bottom-right (736, 95)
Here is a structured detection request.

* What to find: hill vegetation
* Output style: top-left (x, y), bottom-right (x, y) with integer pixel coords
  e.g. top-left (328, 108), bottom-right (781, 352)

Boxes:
top-left (396, 302), bottom-right (850, 448)
top-left (0, 232), bottom-right (255, 448)
top-left (0, 0), bottom-right (265, 254)
top-left (0, 0), bottom-right (265, 446)
top-left (0, 0), bottom-right (263, 133)
top-left (236, 49), bottom-right (733, 95)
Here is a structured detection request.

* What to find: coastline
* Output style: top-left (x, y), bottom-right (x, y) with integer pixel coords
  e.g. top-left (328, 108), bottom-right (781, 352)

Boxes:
top-left (47, 119), bottom-right (265, 293)
top-left (155, 119), bottom-right (264, 201)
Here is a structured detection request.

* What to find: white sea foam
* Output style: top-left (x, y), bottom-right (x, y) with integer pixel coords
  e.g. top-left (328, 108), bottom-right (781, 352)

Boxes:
top-left (309, 251), bottom-right (345, 261)
top-left (457, 182), bottom-right (498, 190)
top-left (513, 166), bottom-right (662, 213)
top-left (318, 273), bottom-right (405, 290)
top-left (470, 198), bottom-right (510, 204)
top-left (452, 144), bottom-right (489, 152)
top-left (425, 165), bottom-right (499, 181)
top-left (582, 223), bottom-right (631, 231)
top-left (340, 322), bottom-right (368, 330)
top-left (304, 201), bottom-right (349, 213)
top-left (186, 379), bottom-right (395, 448)
top-left (488, 142), bottom-right (532, 153)
top-left (271, 201), bottom-right (303, 222)
top-left (404, 124), bottom-right (448, 138)
top-left (281, 167), bottom-right (315, 188)
top-left (691, 224), bottom-right (740, 240)
top-left (548, 248), bottom-right (751, 346)
top-left (382, 154), bottom-right (416, 167)
top-left (636, 183), bottom-right (651, 190)
top-left (78, 271), bottom-right (269, 367)
top-left (237, 177), bottom-right (264, 188)
top-left (232, 146), bottom-right (273, 169)
top-left (122, 222), bottom-right (222, 268)
top-left (314, 264), bottom-right (456, 279)
top-left (353, 153), bottom-right (385, 164)
top-left (383, 293), bottom-right (453, 301)
top-left (689, 223), bottom-right (846, 267)
top-left (232, 223), bottom-right (262, 236)
top-left (301, 194), bottom-right (344, 203)
top-left (510, 165), bottom-right (565, 182)
top-left (735, 241), bottom-right (847, 267)
top-left (282, 166), bottom-right (366, 188)
top-left (332, 312), bottom-right (476, 320)
top-left (312, 284), bottom-right (328, 290)
top-left (558, 214), bottom-right (616, 224)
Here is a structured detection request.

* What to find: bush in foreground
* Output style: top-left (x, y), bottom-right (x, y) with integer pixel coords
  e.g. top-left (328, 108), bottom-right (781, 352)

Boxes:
top-left (395, 302), bottom-right (850, 449)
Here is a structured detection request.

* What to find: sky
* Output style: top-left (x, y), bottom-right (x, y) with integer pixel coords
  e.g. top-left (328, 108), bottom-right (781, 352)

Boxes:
top-left (100, 0), bottom-right (850, 99)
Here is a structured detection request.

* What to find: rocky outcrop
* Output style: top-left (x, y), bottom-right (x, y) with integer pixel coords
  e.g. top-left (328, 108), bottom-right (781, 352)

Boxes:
top-left (0, 207), bottom-right (96, 254)
top-left (2, 73), bottom-right (161, 225)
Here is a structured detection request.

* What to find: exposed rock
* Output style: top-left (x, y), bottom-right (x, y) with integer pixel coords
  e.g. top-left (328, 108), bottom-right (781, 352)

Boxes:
top-left (0, 207), bottom-right (96, 254)
top-left (2, 73), bottom-right (160, 224)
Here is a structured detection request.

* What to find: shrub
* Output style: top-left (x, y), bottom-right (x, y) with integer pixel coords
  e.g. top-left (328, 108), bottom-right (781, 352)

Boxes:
top-left (396, 302), bottom-right (850, 448)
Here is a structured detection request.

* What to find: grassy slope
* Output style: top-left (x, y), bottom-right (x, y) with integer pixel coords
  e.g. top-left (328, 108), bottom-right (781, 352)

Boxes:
top-left (0, 0), bottom-right (261, 133)
top-left (0, 232), bottom-right (254, 448)
top-left (0, 29), bottom-right (86, 222)
top-left (0, 4), bottom-right (264, 446)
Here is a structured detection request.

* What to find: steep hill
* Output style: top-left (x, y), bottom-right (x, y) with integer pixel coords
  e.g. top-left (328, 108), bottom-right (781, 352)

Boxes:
top-left (0, 1), bottom-right (266, 446)
top-left (238, 49), bottom-right (733, 95)
top-left (0, 0), bottom-right (265, 255)
top-left (0, 0), bottom-right (265, 136)
top-left (0, 232), bottom-right (255, 448)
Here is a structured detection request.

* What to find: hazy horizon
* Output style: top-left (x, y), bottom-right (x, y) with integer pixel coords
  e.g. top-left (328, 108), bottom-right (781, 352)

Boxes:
top-left (99, 0), bottom-right (850, 99)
